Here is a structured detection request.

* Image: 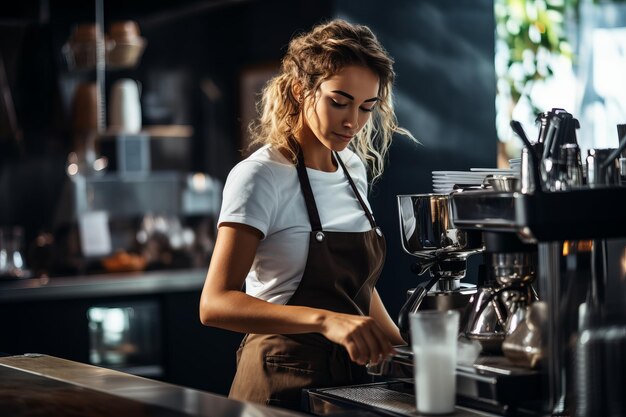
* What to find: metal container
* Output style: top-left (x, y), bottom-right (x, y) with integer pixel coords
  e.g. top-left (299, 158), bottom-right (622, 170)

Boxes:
top-left (397, 194), bottom-right (483, 261)
top-left (521, 146), bottom-right (538, 194)
top-left (558, 143), bottom-right (584, 189)
top-left (575, 325), bottom-right (626, 417)
top-left (463, 285), bottom-right (507, 352)
top-left (502, 301), bottom-right (547, 369)
top-left (586, 148), bottom-right (620, 187)
top-left (483, 175), bottom-right (520, 192)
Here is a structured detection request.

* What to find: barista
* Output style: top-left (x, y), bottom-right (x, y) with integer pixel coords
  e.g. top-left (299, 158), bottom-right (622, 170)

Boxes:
top-left (199, 19), bottom-right (413, 410)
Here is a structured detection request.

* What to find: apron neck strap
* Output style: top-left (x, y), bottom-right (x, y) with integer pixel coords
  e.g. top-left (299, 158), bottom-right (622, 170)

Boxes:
top-left (292, 138), bottom-right (378, 231)
top-left (334, 151), bottom-right (377, 229)
top-left (294, 140), bottom-right (323, 232)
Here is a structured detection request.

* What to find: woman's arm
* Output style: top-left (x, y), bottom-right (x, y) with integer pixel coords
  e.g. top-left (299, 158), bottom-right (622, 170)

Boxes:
top-left (369, 288), bottom-right (407, 346)
top-left (199, 222), bottom-right (395, 365)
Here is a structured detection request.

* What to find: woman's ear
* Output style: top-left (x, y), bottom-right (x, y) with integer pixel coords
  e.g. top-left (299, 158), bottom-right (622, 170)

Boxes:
top-left (292, 83), bottom-right (303, 104)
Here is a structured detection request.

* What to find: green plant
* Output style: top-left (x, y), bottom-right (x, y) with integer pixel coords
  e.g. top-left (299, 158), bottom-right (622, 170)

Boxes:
top-left (495, 0), bottom-right (575, 115)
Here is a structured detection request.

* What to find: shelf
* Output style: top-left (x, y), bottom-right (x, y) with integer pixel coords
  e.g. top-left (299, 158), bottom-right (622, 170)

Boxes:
top-left (0, 268), bottom-right (207, 303)
top-left (97, 125), bottom-right (193, 138)
top-left (142, 125), bottom-right (193, 138)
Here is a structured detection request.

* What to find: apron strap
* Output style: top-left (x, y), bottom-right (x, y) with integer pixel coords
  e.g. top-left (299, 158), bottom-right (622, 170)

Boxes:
top-left (334, 152), bottom-right (378, 229)
top-left (294, 141), bottom-right (323, 232)
top-left (292, 139), bottom-right (378, 231)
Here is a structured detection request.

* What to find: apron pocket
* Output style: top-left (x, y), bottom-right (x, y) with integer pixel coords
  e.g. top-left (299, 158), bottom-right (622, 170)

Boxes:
top-left (264, 354), bottom-right (318, 374)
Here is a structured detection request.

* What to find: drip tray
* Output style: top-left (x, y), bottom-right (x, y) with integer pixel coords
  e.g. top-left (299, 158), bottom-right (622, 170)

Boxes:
top-left (386, 348), bottom-right (546, 410)
top-left (311, 383), bottom-right (419, 416)
top-left (306, 379), bottom-right (544, 417)
top-left (307, 380), bottom-right (497, 416)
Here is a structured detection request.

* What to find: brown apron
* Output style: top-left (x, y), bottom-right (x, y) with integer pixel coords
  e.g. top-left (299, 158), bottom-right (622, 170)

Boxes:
top-left (228, 145), bottom-right (386, 410)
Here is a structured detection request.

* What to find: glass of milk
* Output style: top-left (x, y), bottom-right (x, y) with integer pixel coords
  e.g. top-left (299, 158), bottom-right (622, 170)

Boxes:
top-left (410, 310), bottom-right (459, 415)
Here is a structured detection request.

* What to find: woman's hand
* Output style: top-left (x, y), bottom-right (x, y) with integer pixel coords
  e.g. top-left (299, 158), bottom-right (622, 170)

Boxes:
top-left (320, 312), bottom-right (395, 365)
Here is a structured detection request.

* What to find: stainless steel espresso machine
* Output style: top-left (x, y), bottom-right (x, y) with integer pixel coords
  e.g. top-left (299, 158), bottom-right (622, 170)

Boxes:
top-left (450, 115), bottom-right (626, 416)
top-left (306, 113), bottom-right (626, 417)
top-left (450, 179), bottom-right (626, 417)
top-left (396, 194), bottom-right (483, 341)
top-left (396, 194), bottom-right (540, 354)
top-left (307, 194), bottom-right (546, 416)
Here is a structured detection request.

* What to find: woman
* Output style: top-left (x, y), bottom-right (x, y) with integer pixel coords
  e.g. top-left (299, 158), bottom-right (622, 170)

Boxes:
top-left (200, 18), bottom-right (414, 410)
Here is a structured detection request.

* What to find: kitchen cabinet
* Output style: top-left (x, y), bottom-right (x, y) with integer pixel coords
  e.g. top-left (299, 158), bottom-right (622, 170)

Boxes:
top-left (0, 269), bottom-right (242, 395)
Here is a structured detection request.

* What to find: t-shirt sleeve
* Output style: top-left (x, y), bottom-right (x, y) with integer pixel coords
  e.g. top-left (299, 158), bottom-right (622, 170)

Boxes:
top-left (218, 160), bottom-right (277, 238)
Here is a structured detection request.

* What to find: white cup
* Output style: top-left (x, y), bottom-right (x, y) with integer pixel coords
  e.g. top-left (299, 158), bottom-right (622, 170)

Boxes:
top-left (410, 310), bottom-right (459, 415)
top-left (109, 78), bottom-right (142, 133)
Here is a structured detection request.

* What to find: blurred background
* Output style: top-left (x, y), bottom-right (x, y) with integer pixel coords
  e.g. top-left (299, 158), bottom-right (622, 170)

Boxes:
top-left (0, 0), bottom-right (624, 396)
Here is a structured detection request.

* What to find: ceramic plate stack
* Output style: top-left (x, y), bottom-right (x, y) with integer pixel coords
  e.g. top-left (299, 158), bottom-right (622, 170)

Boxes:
top-left (509, 158), bottom-right (522, 173)
top-left (432, 168), bottom-right (517, 193)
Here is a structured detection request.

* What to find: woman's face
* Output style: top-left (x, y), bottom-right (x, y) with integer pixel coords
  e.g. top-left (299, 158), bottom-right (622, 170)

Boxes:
top-left (301, 65), bottom-right (380, 152)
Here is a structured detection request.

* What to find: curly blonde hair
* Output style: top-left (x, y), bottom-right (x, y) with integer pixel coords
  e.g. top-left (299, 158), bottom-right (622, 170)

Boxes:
top-left (248, 18), bottom-right (414, 181)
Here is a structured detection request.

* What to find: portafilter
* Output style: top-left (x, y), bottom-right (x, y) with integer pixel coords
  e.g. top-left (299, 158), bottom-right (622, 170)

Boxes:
top-left (397, 194), bottom-right (484, 339)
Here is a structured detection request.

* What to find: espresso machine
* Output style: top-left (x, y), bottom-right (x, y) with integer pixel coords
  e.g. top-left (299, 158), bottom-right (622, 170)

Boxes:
top-left (450, 116), bottom-right (626, 416)
top-left (396, 194), bottom-right (539, 352)
top-left (396, 194), bottom-right (483, 340)
top-left (306, 195), bottom-right (546, 417)
top-left (306, 115), bottom-right (626, 417)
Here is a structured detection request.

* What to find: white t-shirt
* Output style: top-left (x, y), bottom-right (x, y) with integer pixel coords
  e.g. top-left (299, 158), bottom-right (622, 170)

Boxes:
top-left (218, 144), bottom-right (374, 305)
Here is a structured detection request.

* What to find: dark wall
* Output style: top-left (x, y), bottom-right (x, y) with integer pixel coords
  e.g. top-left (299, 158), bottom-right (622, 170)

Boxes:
top-left (333, 0), bottom-right (497, 319)
top-left (132, 0), bottom-right (333, 179)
